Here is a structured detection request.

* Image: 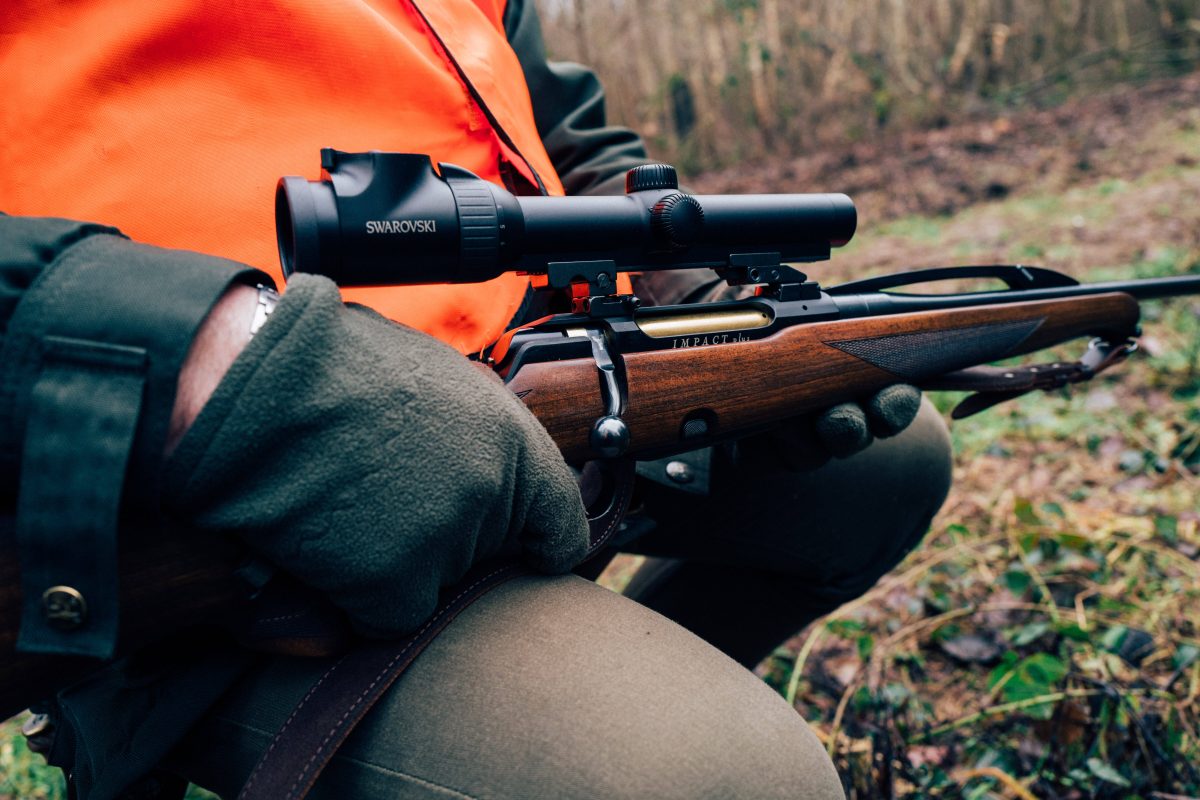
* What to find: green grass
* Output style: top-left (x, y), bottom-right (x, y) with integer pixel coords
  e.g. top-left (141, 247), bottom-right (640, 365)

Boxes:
top-left (0, 718), bottom-right (63, 800)
top-left (0, 714), bottom-right (220, 799)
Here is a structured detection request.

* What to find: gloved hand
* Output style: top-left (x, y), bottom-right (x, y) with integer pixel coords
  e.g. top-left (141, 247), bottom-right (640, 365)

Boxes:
top-left (731, 383), bottom-right (923, 471)
top-left (165, 275), bottom-right (588, 637)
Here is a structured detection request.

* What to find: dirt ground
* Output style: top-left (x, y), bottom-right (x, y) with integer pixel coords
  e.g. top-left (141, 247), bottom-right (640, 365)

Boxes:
top-left (691, 72), bottom-right (1200, 282)
top-left (690, 72), bottom-right (1200, 220)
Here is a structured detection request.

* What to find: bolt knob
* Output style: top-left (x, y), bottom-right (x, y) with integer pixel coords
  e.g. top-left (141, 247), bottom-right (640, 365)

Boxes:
top-left (590, 415), bottom-right (630, 458)
top-left (651, 192), bottom-right (705, 250)
top-left (625, 163), bottom-right (679, 193)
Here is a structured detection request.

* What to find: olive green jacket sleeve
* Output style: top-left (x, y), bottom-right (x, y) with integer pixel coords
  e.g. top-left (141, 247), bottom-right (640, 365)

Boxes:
top-left (504, 0), bottom-right (652, 196)
top-left (0, 216), bottom-right (117, 499)
top-left (0, 213), bottom-right (266, 660)
top-left (0, 214), bottom-right (270, 799)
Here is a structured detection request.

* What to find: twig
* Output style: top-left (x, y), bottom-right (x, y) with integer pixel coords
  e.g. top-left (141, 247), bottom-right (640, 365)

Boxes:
top-left (1184, 662), bottom-right (1200, 709)
top-left (1074, 586), bottom-right (1096, 631)
top-left (866, 605), bottom-right (977, 689)
top-left (915, 689), bottom-right (1103, 740)
top-left (1092, 673), bottom-right (1200, 786)
top-left (784, 532), bottom-right (1004, 704)
top-left (1008, 523), bottom-right (1062, 624)
top-left (951, 766), bottom-right (1040, 800)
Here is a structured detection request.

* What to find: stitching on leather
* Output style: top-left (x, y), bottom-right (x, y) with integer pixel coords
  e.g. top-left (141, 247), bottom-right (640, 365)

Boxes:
top-left (587, 465), bottom-right (633, 555)
top-left (285, 565), bottom-right (519, 799)
top-left (240, 652), bottom-right (350, 796)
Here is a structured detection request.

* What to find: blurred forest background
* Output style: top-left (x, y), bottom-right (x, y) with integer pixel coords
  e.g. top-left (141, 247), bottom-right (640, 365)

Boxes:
top-left (537, 0), bottom-right (1199, 174)
top-left (538, 2), bottom-right (1200, 799)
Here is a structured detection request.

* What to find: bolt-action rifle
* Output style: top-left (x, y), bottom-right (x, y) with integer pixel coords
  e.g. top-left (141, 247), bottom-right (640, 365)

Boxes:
top-left (277, 150), bottom-right (1200, 471)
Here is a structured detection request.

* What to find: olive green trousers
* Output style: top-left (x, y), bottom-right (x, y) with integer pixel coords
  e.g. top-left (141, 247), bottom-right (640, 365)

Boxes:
top-left (171, 270), bottom-right (952, 798)
top-left (625, 398), bottom-right (952, 667)
top-left (170, 574), bottom-right (846, 799)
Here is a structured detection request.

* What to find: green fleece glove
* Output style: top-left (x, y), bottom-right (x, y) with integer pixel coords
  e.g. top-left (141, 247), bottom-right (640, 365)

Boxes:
top-left (734, 383), bottom-right (923, 471)
top-left (165, 275), bottom-right (588, 637)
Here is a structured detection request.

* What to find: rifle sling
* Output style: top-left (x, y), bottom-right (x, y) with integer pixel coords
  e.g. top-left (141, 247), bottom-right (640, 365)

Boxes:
top-left (925, 338), bottom-right (1133, 418)
top-left (236, 561), bottom-right (531, 800)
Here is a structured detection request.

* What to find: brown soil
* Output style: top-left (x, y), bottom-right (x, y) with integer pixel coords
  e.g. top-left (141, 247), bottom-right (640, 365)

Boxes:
top-left (690, 72), bottom-right (1200, 225)
top-left (692, 72), bottom-right (1200, 285)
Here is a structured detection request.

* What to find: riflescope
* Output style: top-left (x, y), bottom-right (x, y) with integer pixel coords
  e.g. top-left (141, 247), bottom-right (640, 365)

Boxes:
top-left (276, 149), bottom-right (857, 286)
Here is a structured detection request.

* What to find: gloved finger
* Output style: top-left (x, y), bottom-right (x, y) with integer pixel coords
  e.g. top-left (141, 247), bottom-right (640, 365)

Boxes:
top-left (813, 401), bottom-right (873, 458)
top-left (864, 384), bottom-right (922, 438)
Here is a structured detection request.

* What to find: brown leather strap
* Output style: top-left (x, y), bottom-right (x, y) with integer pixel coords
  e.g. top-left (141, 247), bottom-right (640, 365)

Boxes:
top-left (924, 337), bottom-right (1136, 418)
top-left (236, 561), bottom-right (530, 800)
top-left (237, 461), bottom-right (630, 800)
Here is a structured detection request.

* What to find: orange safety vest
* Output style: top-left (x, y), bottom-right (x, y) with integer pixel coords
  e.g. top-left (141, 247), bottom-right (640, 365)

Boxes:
top-left (1, 0), bottom-right (564, 353)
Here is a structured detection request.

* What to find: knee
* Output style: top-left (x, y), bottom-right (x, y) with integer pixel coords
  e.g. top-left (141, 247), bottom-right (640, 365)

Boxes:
top-left (358, 575), bottom-right (846, 799)
top-left (796, 397), bottom-right (952, 591)
top-left (872, 396), bottom-right (952, 536)
top-left (861, 396), bottom-right (953, 532)
top-left (753, 398), bottom-right (951, 575)
top-left (174, 576), bottom-right (846, 799)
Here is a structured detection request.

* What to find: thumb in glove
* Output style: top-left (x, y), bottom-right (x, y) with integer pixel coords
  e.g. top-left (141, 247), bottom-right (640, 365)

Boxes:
top-left (734, 384), bottom-right (924, 471)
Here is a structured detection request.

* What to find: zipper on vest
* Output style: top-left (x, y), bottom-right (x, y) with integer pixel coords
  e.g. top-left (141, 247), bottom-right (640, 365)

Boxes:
top-left (408, 0), bottom-right (549, 197)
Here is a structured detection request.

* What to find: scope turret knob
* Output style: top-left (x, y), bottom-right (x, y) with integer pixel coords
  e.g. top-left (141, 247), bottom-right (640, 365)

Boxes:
top-left (651, 193), bottom-right (705, 250)
top-left (625, 164), bottom-right (679, 193)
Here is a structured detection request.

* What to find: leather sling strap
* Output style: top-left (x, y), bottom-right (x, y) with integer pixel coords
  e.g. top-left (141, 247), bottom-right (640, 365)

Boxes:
top-left (924, 337), bottom-right (1135, 419)
top-left (236, 561), bottom-right (530, 800)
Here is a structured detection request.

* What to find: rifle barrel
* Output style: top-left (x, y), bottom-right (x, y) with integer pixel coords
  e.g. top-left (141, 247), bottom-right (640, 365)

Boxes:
top-left (833, 274), bottom-right (1200, 319)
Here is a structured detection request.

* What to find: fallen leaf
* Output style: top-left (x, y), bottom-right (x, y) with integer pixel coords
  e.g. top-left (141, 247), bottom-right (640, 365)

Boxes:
top-left (939, 633), bottom-right (1004, 665)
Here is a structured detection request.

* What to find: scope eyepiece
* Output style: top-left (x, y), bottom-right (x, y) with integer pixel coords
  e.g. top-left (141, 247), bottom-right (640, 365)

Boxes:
top-left (276, 150), bottom-right (857, 287)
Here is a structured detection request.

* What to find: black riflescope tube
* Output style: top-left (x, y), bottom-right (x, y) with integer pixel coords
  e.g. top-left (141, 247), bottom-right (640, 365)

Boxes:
top-left (276, 151), bottom-right (857, 287)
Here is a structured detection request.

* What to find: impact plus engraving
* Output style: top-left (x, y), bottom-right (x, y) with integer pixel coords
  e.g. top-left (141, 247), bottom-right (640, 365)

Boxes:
top-left (671, 332), bottom-right (751, 349)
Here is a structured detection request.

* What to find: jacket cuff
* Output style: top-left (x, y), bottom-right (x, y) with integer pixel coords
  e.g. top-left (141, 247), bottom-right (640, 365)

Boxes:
top-left (0, 221), bottom-right (267, 657)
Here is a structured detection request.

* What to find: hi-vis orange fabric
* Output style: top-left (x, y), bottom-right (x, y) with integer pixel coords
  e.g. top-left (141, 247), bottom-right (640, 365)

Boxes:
top-left (1, 0), bottom-right (563, 353)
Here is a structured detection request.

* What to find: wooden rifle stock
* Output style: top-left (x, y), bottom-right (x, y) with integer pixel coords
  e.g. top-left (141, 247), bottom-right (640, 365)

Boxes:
top-left (508, 293), bottom-right (1140, 461)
